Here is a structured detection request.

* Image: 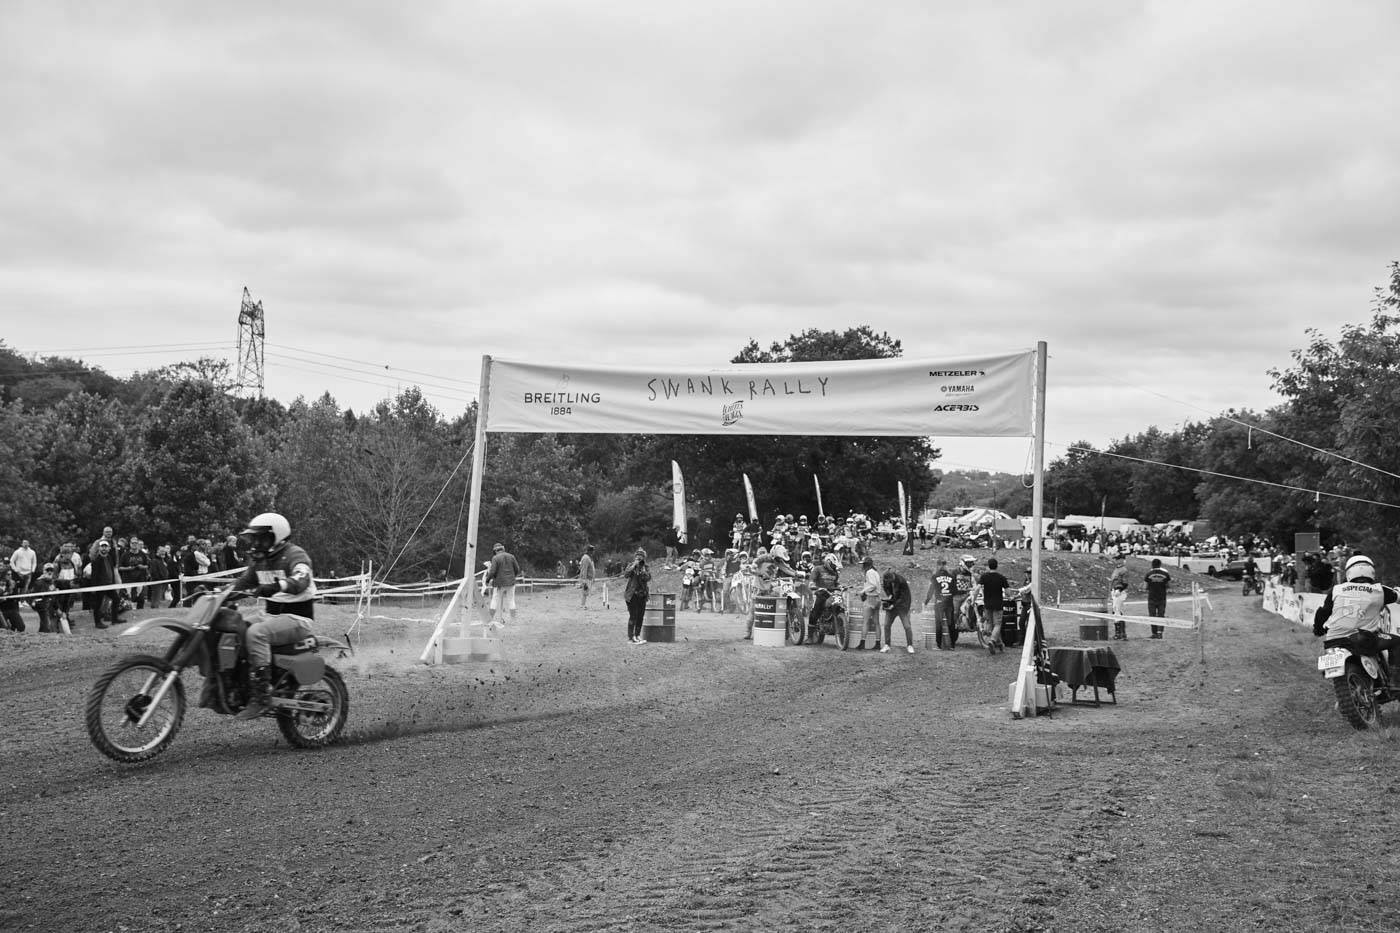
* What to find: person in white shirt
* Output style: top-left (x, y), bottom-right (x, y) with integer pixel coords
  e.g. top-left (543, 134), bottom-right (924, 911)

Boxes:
top-left (9, 539), bottom-right (37, 592)
top-left (855, 555), bottom-right (883, 651)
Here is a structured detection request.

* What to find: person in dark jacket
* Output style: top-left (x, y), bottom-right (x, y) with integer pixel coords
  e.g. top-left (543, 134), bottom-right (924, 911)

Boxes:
top-left (880, 569), bottom-right (915, 654)
top-left (623, 547), bottom-right (651, 644)
top-left (87, 539), bottom-right (122, 629)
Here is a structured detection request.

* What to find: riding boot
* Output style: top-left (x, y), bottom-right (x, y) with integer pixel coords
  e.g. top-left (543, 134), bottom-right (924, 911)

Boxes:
top-left (235, 666), bottom-right (272, 720)
top-left (1113, 621), bottom-right (1126, 640)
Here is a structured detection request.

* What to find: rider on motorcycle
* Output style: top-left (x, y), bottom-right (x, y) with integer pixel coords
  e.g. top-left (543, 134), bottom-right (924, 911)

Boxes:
top-left (808, 553), bottom-right (842, 629)
top-left (229, 512), bottom-right (318, 719)
top-left (1313, 555), bottom-right (1400, 677)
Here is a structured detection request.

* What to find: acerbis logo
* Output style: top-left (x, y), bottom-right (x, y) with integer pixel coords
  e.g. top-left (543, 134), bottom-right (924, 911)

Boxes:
top-left (933, 404), bottom-right (980, 412)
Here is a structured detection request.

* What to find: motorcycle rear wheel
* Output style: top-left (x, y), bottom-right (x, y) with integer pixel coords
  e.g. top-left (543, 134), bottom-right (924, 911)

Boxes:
top-left (1334, 660), bottom-right (1380, 730)
top-left (277, 667), bottom-right (349, 748)
top-left (834, 611), bottom-right (848, 650)
top-left (85, 655), bottom-right (187, 763)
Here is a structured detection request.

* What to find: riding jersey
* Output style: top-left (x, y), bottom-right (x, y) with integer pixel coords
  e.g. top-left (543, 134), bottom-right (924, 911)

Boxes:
top-left (235, 543), bottom-right (317, 619)
top-left (1313, 581), bottom-right (1399, 640)
top-left (810, 563), bottom-right (840, 592)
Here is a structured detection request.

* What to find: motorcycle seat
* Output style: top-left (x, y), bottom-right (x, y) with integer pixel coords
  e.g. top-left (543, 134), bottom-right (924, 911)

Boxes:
top-left (274, 636), bottom-right (319, 655)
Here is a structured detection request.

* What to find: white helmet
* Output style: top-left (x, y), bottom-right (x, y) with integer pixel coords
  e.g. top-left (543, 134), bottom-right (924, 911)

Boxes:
top-left (240, 512), bottom-right (291, 559)
top-left (771, 544), bottom-right (789, 561)
top-left (1345, 555), bottom-right (1375, 582)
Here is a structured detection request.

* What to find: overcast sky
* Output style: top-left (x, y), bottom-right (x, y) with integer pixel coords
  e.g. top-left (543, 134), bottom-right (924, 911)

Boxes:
top-left (3, 1), bottom-right (1398, 474)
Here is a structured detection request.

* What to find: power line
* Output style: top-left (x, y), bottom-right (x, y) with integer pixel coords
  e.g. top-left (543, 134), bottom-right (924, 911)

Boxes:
top-left (1058, 442), bottom-right (1400, 511)
top-left (264, 352), bottom-right (476, 404)
top-left (265, 341), bottom-right (480, 390)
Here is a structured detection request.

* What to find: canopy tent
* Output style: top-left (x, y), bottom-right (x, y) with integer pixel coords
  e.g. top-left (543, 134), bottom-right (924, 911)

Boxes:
top-left (420, 345), bottom-right (1050, 718)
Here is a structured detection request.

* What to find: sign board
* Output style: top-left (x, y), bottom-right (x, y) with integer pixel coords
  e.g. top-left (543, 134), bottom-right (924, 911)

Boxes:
top-left (1294, 532), bottom-right (1321, 555)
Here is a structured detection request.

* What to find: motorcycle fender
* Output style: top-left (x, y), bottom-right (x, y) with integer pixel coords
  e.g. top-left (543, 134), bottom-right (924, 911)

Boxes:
top-left (1361, 655), bottom-right (1383, 680)
top-left (274, 653), bottom-right (325, 685)
top-left (120, 616), bottom-right (196, 639)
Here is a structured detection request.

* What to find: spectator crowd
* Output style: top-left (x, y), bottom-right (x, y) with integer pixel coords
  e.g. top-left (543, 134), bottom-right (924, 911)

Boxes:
top-left (0, 529), bottom-right (249, 634)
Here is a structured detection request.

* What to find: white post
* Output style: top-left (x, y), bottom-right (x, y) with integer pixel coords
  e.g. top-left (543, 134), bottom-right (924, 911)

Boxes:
top-left (1012, 341), bottom-right (1048, 719)
top-left (420, 355), bottom-right (493, 664)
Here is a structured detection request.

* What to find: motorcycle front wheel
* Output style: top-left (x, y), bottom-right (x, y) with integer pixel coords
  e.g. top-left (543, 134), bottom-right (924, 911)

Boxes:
top-left (1334, 660), bottom-right (1379, 730)
top-left (786, 604), bottom-right (806, 645)
top-left (85, 655), bottom-right (187, 763)
top-left (277, 667), bottom-right (349, 748)
top-left (834, 611), bottom-right (848, 650)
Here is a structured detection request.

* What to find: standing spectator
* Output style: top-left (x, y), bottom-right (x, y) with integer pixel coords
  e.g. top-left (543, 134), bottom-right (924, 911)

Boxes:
top-left (52, 543), bottom-right (80, 627)
top-left (0, 566), bottom-right (26, 631)
top-left (623, 547), bottom-right (651, 644)
top-left (856, 555), bottom-right (882, 651)
top-left (178, 537), bottom-right (200, 604)
top-left (952, 555), bottom-right (976, 638)
top-left (1144, 558), bottom-right (1171, 639)
top-left (978, 558), bottom-right (1011, 655)
top-left (147, 545), bottom-right (170, 609)
top-left (484, 542), bottom-right (521, 629)
top-left (217, 534), bottom-right (242, 573)
top-left (923, 559), bottom-right (957, 650)
top-left (124, 537), bottom-right (150, 609)
top-left (880, 568), bottom-right (915, 654)
top-left (578, 544), bottom-right (597, 609)
top-left (31, 564), bottom-right (58, 633)
top-left (1109, 554), bottom-right (1130, 640)
top-left (86, 538), bottom-right (122, 628)
top-left (194, 539), bottom-right (212, 578)
top-left (9, 539), bottom-right (37, 593)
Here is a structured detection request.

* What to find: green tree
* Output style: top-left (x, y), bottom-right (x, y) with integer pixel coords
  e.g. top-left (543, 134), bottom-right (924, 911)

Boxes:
top-left (31, 392), bottom-right (134, 543)
top-left (123, 381), bottom-right (273, 544)
top-left (0, 400), bottom-right (69, 548)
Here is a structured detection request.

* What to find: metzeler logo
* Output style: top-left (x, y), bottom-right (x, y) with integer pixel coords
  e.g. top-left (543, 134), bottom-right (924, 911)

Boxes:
top-left (928, 370), bottom-right (985, 377)
top-left (721, 401), bottom-right (744, 425)
top-left (934, 404), bottom-right (980, 412)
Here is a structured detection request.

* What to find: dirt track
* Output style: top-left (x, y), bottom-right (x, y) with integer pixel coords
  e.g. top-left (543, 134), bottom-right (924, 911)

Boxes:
top-left (3, 553), bottom-right (1399, 933)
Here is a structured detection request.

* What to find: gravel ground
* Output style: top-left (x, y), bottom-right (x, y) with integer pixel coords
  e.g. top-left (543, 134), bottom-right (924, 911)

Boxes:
top-left (3, 548), bottom-right (1398, 933)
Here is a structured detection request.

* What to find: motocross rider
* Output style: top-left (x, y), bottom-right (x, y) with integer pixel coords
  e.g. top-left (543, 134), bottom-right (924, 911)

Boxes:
top-left (807, 553), bottom-right (842, 631)
top-left (231, 512), bottom-right (317, 719)
top-left (1313, 555), bottom-right (1400, 678)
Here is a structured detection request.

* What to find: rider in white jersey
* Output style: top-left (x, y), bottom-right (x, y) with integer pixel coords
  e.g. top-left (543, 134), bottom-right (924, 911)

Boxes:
top-left (1313, 555), bottom-right (1400, 660)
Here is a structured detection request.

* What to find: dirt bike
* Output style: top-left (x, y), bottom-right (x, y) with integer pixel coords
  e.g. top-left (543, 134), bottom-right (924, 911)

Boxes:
top-left (1318, 628), bottom-right (1400, 730)
top-left (86, 585), bottom-right (351, 763)
top-left (1242, 573), bottom-right (1264, 596)
top-left (793, 586), bottom-right (849, 648)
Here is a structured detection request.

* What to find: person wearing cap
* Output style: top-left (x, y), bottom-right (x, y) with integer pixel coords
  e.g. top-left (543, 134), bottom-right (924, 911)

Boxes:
top-left (85, 537), bottom-right (123, 629)
top-left (623, 547), bottom-right (651, 644)
top-left (484, 542), bottom-right (522, 629)
top-left (855, 555), bottom-right (883, 650)
top-left (30, 563), bottom-right (59, 633)
top-left (577, 544), bottom-right (597, 610)
top-left (1109, 553), bottom-right (1129, 639)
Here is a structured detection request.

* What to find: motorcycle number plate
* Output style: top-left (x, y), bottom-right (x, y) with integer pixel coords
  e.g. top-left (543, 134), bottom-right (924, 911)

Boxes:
top-left (1318, 651), bottom-right (1347, 678)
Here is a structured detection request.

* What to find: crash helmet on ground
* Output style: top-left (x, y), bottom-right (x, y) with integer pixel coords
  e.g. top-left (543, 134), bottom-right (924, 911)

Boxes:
top-left (1345, 555), bottom-right (1376, 582)
top-left (240, 512), bottom-right (292, 560)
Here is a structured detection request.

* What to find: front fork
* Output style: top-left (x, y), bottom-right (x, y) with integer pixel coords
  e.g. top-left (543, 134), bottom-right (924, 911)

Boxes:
top-left (131, 635), bottom-right (203, 727)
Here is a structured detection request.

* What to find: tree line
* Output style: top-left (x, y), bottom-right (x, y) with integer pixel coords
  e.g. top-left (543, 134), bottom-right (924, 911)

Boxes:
top-left (4, 270), bottom-right (1398, 576)
top-left (936, 263), bottom-right (1400, 568)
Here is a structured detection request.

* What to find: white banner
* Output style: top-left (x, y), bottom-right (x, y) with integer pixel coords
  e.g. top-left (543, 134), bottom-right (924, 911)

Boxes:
top-left (813, 474), bottom-right (825, 517)
top-left (483, 351), bottom-right (1036, 436)
top-left (898, 481), bottom-right (908, 526)
top-left (743, 474), bottom-right (758, 521)
top-left (671, 460), bottom-right (688, 544)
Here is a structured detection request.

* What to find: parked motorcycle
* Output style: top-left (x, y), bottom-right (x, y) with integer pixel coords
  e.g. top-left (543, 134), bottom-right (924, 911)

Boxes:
top-left (86, 585), bottom-right (351, 762)
top-left (1318, 630), bottom-right (1400, 730)
top-left (792, 586), bottom-right (849, 648)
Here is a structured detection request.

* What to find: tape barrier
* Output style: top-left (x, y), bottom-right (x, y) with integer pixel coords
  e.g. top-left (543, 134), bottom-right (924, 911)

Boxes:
top-left (1043, 604), bottom-right (1197, 630)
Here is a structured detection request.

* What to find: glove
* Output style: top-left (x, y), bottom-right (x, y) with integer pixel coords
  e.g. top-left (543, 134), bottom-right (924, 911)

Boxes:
top-left (257, 582), bottom-right (282, 598)
top-left (1312, 620), bottom-right (1326, 638)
